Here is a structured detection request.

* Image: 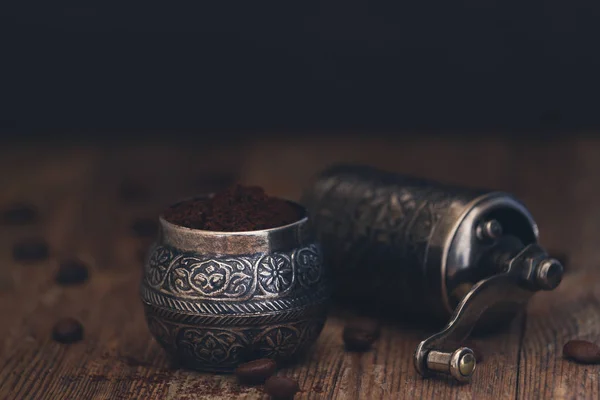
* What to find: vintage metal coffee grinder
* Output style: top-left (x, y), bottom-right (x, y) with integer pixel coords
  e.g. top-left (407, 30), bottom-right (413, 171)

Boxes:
top-left (302, 165), bottom-right (564, 383)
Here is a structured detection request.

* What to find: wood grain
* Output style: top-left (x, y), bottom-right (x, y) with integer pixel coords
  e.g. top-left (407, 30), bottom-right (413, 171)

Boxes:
top-left (0, 134), bottom-right (597, 399)
top-left (515, 137), bottom-right (600, 400)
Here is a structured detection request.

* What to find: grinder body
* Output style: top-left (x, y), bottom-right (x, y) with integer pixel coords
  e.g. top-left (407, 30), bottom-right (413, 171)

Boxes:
top-left (302, 165), bottom-right (537, 321)
top-left (302, 165), bottom-right (562, 382)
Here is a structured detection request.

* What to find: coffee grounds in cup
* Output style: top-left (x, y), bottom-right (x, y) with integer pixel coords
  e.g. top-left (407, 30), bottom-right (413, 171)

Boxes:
top-left (163, 185), bottom-right (302, 232)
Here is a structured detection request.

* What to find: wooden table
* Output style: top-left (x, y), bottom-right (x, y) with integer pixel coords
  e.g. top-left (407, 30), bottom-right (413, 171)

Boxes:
top-left (1, 133), bottom-right (598, 399)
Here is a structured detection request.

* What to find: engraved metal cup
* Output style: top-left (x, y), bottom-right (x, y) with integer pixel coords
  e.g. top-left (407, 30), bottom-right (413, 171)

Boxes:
top-left (140, 198), bottom-right (329, 372)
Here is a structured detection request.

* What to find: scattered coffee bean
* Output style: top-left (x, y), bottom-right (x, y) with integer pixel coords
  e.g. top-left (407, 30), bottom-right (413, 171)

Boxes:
top-left (56, 259), bottom-right (89, 285)
top-left (342, 317), bottom-right (381, 352)
top-left (52, 318), bottom-right (84, 344)
top-left (235, 358), bottom-right (277, 385)
top-left (264, 376), bottom-right (300, 399)
top-left (343, 329), bottom-right (376, 352)
top-left (130, 218), bottom-right (158, 238)
top-left (12, 238), bottom-right (49, 262)
top-left (563, 340), bottom-right (600, 364)
top-left (346, 317), bottom-right (381, 339)
top-left (2, 202), bottom-right (39, 225)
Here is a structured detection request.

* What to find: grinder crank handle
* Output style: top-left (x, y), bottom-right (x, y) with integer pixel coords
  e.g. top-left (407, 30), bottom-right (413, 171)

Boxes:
top-left (414, 243), bottom-right (564, 383)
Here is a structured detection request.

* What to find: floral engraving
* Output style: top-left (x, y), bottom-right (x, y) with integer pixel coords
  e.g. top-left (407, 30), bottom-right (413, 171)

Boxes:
top-left (257, 254), bottom-right (293, 295)
top-left (295, 246), bottom-right (322, 288)
top-left (144, 314), bottom-right (327, 370)
top-left (167, 257), bottom-right (254, 299)
top-left (177, 328), bottom-right (247, 366)
top-left (255, 326), bottom-right (301, 359)
top-left (191, 260), bottom-right (227, 294)
top-left (147, 247), bottom-right (174, 286)
top-left (143, 245), bottom-right (325, 301)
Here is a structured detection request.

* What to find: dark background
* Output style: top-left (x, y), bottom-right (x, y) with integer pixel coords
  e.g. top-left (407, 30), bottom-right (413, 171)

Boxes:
top-left (3, 1), bottom-right (600, 135)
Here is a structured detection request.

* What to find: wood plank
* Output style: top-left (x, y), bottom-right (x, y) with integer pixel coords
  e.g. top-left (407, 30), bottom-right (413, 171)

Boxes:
top-left (516, 137), bottom-right (600, 400)
top-left (1, 134), bottom-right (594, 399)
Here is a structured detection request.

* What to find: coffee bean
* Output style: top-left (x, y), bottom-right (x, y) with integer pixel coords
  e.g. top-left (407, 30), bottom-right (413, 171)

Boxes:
top-left (52, 318), bottom-right (84, 344)
top-left (264, 376), bottom-right (300, 399)
top-left (12, 239), bottom-right (49, 262)
top-left (563, 340), bottom-right (600, 364)
top-left (345, 317), bottom-right (381, 339)
top-left (56, 259), bottom-right (89, 285)
top-left (342, 317), bottom-right (381, 352)
top-left (343, 328), bottom-right (376, 352)
top-left (235, 358), bottom-right (277, 385)
top-left (1, 202), bottom-right (39, 225)
top-left (130, 218), bottom-right (158, 238)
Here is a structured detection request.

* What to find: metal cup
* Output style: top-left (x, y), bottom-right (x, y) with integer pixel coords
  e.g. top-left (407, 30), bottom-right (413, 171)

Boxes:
top-left (140, 197), bottom-right (329, 371)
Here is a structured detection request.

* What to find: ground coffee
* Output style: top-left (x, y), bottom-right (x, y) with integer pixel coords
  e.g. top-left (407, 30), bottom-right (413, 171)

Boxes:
top-left (163, 185), bottom-right (302, 232)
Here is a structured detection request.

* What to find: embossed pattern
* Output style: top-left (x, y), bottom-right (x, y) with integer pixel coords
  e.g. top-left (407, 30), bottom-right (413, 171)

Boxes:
top-left (145, 310), bottom-right (326, 370)
top-left (144, 303), bottom-right (325, 326)
top-left (146, 246), bottom-right (173, 286)
top-left (140, 285), bottom-right (329, 315)
top-left (302, 166), bottom-right (457, 310)
top-left (257, 254), bottom-right (294, 295)
top-left (295, 247), bottom-right (323, 287)
top-left (143, 244), bottom-right (322, 301)
top-left (141, 241), bottom-right (328, 371)
top-left (169, 257), bottom-right (255, 299)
